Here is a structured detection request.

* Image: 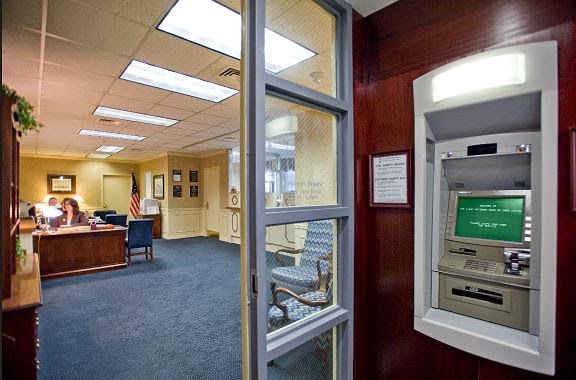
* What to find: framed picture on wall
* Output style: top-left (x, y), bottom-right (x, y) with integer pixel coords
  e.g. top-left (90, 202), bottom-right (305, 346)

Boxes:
top-left (153, 175), bottom-right (164, 199)
top-left (369, 149), bottom-right (412, 207)
top-left (173, 169), bottom-right (182, 182)
top-left (173, 185), bottom-right (182, 198)
top-left (189, 170), bottom-right (198, 182)
top-left (190, 185), bottom-right (198, 197)
top-left (47, 174), bottom-right (76, 194)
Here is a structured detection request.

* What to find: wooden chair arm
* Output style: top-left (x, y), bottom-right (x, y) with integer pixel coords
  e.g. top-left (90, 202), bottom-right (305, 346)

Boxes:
top-left (272, 287), bottom-right (330, 316)
top-left (275, 248), bottom-right (304, 265)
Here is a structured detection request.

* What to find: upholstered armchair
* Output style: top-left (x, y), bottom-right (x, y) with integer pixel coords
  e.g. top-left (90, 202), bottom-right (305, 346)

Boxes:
top-left (268, 255), bottom-right (333, 332)
top-left (270, 220), bottom-right (334, 296)
top-left (105, 214), bottom-right (127, 227)
top-left (93, 209), bottom-right (116, 221)
top-left (125, 219), bottom-right (154, 265)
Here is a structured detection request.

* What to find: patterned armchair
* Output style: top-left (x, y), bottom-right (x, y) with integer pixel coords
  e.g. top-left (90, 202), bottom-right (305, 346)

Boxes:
top-left (270, 220), bottom-right (334, 296)
top-left (268, 255), bottom-right (333, 336)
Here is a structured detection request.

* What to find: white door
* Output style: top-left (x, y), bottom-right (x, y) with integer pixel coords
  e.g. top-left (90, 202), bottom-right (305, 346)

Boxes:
top-left (102, 175), bottom-right (131, 215)
top-left (204, 167), bottom-right (220, 233)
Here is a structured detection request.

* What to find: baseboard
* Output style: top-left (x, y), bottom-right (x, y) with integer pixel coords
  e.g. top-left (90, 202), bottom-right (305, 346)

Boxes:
top-left (162, 231), bottom-right (206, 240)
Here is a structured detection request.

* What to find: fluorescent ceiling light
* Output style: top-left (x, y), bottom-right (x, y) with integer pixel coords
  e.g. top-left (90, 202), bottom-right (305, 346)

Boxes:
top-left (79, 129), bottom-right (146, 141)
top-left (120, 60), bottom-right (238, 102)
top-left (432, 53), bottom-right (526, 102)
top-left (96, 145), bottom-right (125, 153)
top-left (93, 106), bottom-right (178, 127)
top-left (86, 153), bottom-right (111, 159)
top-left (157, 0), bottom-right (316, 74)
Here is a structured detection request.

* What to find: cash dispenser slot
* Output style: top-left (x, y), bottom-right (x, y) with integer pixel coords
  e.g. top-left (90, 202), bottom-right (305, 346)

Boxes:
top-left (452, 286), bottom-right (503, 305)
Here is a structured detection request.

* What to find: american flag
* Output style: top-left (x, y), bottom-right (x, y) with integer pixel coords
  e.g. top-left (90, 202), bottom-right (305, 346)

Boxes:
top-left (130, 173), bottom-right (140, 217)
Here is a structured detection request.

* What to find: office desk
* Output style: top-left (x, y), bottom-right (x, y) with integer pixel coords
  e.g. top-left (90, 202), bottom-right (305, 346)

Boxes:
top-left (33, 227), bottom-right (127, 279)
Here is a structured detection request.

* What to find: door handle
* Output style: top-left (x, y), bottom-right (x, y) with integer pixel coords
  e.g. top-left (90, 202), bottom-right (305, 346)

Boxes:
top-left (103, 202), bottom-right (107, 209)
top-left (205, 201), bottom-right (209, 209)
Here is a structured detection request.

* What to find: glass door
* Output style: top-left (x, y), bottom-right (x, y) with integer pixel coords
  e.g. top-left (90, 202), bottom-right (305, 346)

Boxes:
top-left (241, 0), bottom-right (354, 378)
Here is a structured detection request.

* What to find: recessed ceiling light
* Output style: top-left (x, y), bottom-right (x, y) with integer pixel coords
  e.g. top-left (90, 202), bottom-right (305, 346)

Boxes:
top-left (157, 0), bottom-right (316, 74)
top-left (86, 153), bottom-right (111, 159)
top-left (93, 106), bottom-right (178, 127)
top-left (120, 60), bottom-right (238, 102)
top-left (95, 145), bottom-right (125, 153)
top-left (79, 129), bottom-right (146, 141)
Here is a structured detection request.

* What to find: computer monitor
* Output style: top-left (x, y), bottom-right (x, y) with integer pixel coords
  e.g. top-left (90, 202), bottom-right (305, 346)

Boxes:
top-left (445, 190), bottom-right (531, 249)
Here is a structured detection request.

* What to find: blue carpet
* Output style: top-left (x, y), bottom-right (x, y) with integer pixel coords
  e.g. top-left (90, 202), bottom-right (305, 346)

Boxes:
top-left (38, 237), bottom-right (330, 379)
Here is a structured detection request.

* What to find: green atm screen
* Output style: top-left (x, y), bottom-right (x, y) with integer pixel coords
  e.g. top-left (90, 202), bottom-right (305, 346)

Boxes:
top-left (454, 197), bottom-right (524, 242)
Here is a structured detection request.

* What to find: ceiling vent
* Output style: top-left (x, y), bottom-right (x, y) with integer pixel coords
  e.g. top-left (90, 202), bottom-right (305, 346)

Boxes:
top-left (97, 118), bottom-right (121, 126)
top-left (219, 67), bottom-right (240, 77)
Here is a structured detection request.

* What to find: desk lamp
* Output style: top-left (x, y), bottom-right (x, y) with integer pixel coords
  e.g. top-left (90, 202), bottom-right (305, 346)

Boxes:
top-left (43, 205), bottom-right (63, 225)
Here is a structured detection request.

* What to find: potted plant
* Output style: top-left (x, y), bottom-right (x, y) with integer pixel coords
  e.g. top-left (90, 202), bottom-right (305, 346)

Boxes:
top-left (15, 236), bottom-right (26, 270)
top-left (2, 84), bottom-right (43, 135)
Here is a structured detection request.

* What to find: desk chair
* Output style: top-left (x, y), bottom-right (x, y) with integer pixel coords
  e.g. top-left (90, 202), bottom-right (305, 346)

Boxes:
top-left (105, 214), bottom-right (127, 227)
top-left (270, 220), bottom-right (334, 296)
top-left (125, 219), bottom-right (154, 265)
top-left (94, 209), bottom-right (116, 221)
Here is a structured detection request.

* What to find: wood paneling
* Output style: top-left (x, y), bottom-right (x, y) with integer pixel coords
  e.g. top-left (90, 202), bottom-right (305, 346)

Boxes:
top-left (354, 1), bottom-right (576, 379)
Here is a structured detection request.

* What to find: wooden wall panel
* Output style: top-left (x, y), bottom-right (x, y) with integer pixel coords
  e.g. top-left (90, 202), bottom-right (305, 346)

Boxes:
top-left (354, 1), bottom-right (576, 379)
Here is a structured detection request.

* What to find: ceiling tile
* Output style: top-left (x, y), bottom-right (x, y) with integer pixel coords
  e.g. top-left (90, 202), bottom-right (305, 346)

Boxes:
top-left (159, 93), bottom-right (213, 113)
top-left (43, 63), bottom-right (115, 93)
top-left (108, 79), bottom-right (170, 104)
top-left (80, 0), bottom-right (173, 27)
top-left (2, 26), bottom-right (42, 61)
top-left (135, 30), bottom-right (220, 77)
top-left (41, 81), bottom-right (104, 105)
top-left (100, 94), bottom-right (155, 114)
top-left (147, 105), bottom-right (194, 120)
top-left (195, 56), bottom-right (241, 91)
top-left (2, 0), bottom-right (43, 31)
top-left (44, 36), bottom-right (131, 77)
top-left (170, 121), bottom-right (210, 132)
top-left (47, 0), bottom-right (148, 56)
top-left (2, 56), bottom-right (41, 80)
top-left (202, 103), bottom-right (239, 119)
top-left (2, 76), bottom-right (40, 107)
top-left (186, 113), bottom-right (228, 126)
top-left (218, 119), bottom-right (240, 130)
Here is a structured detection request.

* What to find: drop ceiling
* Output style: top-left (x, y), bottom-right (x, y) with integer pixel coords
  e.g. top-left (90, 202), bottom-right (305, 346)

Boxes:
top-left (2, 0), bottom-right (335, 162)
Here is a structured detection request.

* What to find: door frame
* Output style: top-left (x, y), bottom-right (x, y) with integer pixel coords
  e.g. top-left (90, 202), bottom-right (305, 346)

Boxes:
top-left (241, 0), bottom-right (355, 378)
top-left (203, 166), bottom-right (220, 234)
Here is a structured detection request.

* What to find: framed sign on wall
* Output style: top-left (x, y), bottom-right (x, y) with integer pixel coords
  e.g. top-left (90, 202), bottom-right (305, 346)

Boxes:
top-left (190, 185), bottom-right (198, 197)
top-left (190, 170), bottom-right (198, 182)
top-left (369, 149), bottom-right (412, 207)
top-left (172, 170), bottom-right (182, 182)
top-left (47, 174), bottom-right (76, 194)
top-left (153, 175), bottom-right (164, 199)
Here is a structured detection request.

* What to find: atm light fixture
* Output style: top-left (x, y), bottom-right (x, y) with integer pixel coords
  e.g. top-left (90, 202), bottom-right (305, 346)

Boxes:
top-left (432, 53), bottom-right (526, 102)
top-left (157, 0), bottom-right (315, 74)
top-left (93, 106), bottom-right (178, 127)
top-left (79, 129), bottom-right (146, 141)
top-left (121, 60), bottom-right (238, 102)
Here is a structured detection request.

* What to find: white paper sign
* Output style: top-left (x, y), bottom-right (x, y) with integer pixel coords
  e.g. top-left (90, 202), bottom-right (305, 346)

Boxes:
top-left (372, 153), bottom-right (408, 204)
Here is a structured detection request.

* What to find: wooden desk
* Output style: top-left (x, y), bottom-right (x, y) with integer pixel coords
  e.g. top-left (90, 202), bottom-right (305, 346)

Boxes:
top-left (33, 227), bottom-right (127, 279)
top-left (138, 214), bottom-right (162, 238)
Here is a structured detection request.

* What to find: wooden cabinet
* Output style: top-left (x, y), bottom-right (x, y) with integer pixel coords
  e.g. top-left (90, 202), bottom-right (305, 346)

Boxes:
top-left (2, 95), bottom-right (42, 379)
top-left (139, 214), bottom-right (162, 238)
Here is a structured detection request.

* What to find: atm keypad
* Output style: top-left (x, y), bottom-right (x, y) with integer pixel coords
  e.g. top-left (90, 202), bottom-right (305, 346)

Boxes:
top-left (464, 260), bottom-right (498, 273)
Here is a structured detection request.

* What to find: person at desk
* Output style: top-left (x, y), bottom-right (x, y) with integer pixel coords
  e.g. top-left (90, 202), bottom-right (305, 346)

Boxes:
top-left (50, 198), bottom-right (89, 227)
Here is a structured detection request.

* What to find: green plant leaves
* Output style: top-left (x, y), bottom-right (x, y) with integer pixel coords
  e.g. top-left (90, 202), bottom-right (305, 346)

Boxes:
top-left (2, 83), bottom-right (43, 135)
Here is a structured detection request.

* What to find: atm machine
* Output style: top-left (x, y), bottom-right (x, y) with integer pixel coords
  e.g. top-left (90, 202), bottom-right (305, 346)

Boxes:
top-left (412, 42), bottom-right (558, 374)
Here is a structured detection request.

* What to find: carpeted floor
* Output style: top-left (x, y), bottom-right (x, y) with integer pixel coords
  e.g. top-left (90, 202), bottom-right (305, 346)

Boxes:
top-left (38, 237), bottom-right (329, 379)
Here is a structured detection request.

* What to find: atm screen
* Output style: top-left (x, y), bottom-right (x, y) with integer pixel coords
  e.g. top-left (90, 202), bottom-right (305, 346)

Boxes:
top-left (454, 197), bottom-right (524, 243)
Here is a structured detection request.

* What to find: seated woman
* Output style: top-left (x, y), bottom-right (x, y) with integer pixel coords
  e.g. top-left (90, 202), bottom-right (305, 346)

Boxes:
top-left (50, 197), bottom-right (89, 227)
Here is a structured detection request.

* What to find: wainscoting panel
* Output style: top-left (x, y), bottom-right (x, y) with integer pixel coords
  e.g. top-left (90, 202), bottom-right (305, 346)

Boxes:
top-left (161, 208), bottom-right (205, 240)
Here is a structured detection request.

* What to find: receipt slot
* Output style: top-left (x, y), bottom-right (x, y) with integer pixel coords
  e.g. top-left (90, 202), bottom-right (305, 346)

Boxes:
top-left (413, 42), bottom-right (558, 374)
